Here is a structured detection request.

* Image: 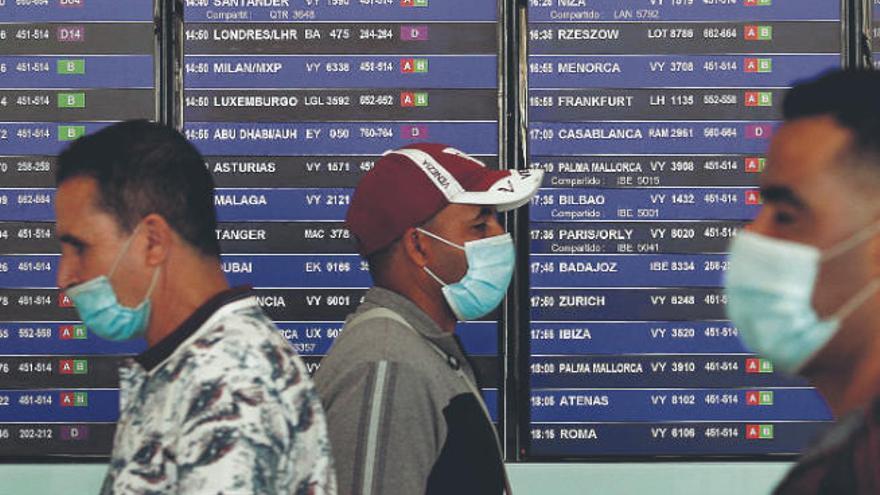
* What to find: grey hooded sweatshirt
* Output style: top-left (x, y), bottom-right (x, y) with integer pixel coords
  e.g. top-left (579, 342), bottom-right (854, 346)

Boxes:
top-left (313, 287), bottom-right (507, 495)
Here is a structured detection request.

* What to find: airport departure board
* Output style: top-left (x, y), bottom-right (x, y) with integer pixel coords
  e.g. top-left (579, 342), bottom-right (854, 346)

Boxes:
top-left (181, 0), bottom-right (503, 421)
top-left (526, 0), bottom-right (841, 457)
top-left (873, 0), bottom-right (879, 68)
top-left (0, 0), bottom-right (871, 463)
top-left (0, 0), bottom-right (157, 457)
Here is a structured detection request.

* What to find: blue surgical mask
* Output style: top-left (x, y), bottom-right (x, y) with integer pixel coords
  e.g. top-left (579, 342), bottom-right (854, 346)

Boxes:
top-left (65, 225), bottom-right (160, 342)
top-left (725, 228), bottom-right (880, 375)
top-left (418, 228), bottom-right (515, 321)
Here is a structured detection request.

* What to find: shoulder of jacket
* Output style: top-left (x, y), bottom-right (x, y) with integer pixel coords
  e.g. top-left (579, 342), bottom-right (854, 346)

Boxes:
top-left (324, 314), bottom-right (438, 369)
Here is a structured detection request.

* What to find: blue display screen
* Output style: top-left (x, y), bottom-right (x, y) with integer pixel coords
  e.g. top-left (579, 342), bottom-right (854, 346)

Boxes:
top-left (0, 0), bottom-right (855, 461)
top-left (526, 0), bottom-right (841, 457)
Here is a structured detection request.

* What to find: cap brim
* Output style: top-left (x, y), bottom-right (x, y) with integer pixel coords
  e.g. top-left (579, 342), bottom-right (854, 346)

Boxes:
top-left (450, 169), bottom-right (544, 212)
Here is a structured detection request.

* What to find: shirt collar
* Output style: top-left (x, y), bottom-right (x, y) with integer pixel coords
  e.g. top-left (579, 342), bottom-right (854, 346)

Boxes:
top-left (134, 286), bottom-right (253, 372)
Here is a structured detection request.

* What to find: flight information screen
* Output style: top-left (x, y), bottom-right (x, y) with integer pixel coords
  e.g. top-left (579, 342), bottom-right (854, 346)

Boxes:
top-left (873, 0), bottom-right (879, 68)
top-left (526, 0), bottom-right (841, 457)
top-left (0, 0), bottom-right (864, 463)
top-left (0, 0), bottom-right (157, 457)
top-left (181, 0), bottom-right (503, 420)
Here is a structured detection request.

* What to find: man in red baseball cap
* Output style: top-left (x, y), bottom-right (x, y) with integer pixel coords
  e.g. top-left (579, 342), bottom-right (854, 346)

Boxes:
top-left (314, 143), bottom-right (542, 495)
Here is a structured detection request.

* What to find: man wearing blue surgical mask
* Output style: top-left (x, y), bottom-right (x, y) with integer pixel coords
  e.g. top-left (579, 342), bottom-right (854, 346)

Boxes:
top-left (724, 71), bottom-right (880, 494)
top-left (54, 120), bottom-right (336, 494)
top-left (314, 143), bottom-right (543, 494)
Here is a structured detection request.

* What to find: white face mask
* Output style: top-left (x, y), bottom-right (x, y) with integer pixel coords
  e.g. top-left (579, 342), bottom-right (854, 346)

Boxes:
top-left (724, 226), bottom-right (880, 375)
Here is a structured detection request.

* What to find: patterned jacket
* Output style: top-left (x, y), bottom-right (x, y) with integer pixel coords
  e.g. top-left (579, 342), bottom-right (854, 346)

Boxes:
top-left (101, 288), bottom-right (336, 494)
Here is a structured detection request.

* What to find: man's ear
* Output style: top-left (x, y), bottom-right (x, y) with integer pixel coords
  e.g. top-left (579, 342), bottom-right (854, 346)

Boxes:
top-left (141, 214), bottom-right (172, 267)
top-left (401, 227), bottom-right (431, 268)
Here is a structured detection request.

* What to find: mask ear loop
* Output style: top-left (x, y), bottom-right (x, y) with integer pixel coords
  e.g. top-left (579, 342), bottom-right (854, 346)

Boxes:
top-left (416, 228), bottom-right (465, 288)
top-left (416, 227), bottom-right (465, 251)
top-left (832, 279), bottom-right (880, 323)
top-left (423, 266), bottom-right (448, 287)
top-left (142, 266), bottom-right (161, 301)
top-left (821, 222), bottom-right (880, 323)
top-left (108, 223), bottom-right (161, 307)
top-left (821, 222), bottom-right (880, 262)
top-left (107, 223), bottom-right (143, 281)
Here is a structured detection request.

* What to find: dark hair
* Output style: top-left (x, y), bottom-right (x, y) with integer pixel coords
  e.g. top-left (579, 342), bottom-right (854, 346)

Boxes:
top-left (57, 120), bottom-right (220, 258)
top-left (366, 242), bottom-right (395, 281)
top-left (784, 70), bottom-right (880, 160)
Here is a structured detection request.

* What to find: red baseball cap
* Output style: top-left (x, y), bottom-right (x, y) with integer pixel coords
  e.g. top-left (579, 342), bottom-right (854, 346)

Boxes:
top-left (346, 143), bottom-right (544, 256)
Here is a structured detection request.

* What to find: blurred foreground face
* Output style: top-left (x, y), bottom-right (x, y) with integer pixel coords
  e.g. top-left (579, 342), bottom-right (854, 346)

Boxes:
top-left (730, 114), bottom-right (880, 376)
top-left (755, 116), bottom-right (877, 318)
top-left (732, 70), bottom-right (880, 495)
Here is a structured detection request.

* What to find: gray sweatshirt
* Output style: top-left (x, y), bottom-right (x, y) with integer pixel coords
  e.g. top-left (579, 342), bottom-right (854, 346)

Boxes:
top-left (313, 287), bottom-right (506, 495)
